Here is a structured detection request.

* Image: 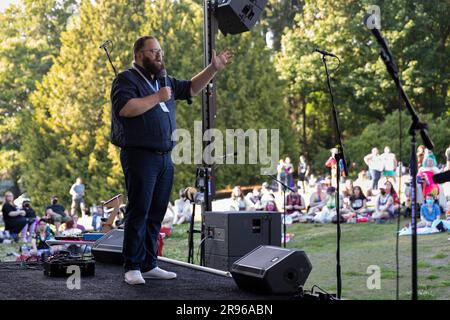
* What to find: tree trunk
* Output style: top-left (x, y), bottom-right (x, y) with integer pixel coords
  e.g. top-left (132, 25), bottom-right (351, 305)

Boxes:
top-left (301, 95), bottom-right (307, 152)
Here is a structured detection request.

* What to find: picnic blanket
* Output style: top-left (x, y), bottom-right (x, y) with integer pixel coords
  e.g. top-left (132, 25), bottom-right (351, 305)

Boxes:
top-left (399, 219), bottom-right (450, 236)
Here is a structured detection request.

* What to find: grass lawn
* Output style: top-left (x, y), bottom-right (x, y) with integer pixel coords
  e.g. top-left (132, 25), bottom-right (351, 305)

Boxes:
top-left (161, 218), bottom-right (450, 300)
top-left (1, 217), bottom-right (449, 300)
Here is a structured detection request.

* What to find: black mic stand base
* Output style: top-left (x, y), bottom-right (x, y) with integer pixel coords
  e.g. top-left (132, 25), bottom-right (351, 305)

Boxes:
top-left (292, 285), bottom-right (338, 301)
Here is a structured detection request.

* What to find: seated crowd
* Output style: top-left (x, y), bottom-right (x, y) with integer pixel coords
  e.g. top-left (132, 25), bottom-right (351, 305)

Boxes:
top-left (225, 175), bottom-right (449, 226)
top-left (2, 147), bottom-right (450, 250)
top-left (1, 192), bottom-right (88, 249)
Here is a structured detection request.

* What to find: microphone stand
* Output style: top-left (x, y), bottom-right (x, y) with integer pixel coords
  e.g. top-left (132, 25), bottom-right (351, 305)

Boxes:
top-left (99, 41), bottom-right (117, 77)
top-left (374, 32), bottom-right (434, 301)
top-left (318, 53), bottom-right (348, 300)
top-left (270, 175), bottom-right (295, 248)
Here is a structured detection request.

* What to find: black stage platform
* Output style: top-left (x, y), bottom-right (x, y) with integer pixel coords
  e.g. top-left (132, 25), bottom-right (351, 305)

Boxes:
top-left (0, 260), bottom-right (291, 300)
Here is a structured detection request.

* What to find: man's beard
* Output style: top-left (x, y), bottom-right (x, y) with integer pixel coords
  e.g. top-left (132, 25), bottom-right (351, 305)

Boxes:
top-left (142, 56), bottom-right (165, 76)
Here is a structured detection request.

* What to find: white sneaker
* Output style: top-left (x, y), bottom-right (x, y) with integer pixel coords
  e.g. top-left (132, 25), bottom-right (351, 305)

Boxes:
top-left (124, 270), bottom-right (146, 285)
top-left (141, 267), bottom-right (177, 280)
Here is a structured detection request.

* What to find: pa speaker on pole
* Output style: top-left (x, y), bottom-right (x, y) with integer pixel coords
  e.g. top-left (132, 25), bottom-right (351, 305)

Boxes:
top-left (215, 0), bottom-right (268, 35)
top-left (230, 245), bottom-right (313, 294)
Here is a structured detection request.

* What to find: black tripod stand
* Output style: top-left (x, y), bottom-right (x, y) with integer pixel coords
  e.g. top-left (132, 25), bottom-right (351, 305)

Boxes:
top-left (186, 167), bottom-right (209, 265)
top-left (187, 196), bottom-right (201, 264)
top-left (270, 175), bottom-right (295, 248)
top-left (187, 153), bottom-right (236, 265)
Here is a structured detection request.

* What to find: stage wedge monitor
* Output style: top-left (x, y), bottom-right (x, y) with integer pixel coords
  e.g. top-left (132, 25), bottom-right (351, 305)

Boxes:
top-left (230, 245), bottom-right (312, 294)
top-left (215, 0), bottom-right (268, 35)
top-left (91, 229), bottom-right (124, 264)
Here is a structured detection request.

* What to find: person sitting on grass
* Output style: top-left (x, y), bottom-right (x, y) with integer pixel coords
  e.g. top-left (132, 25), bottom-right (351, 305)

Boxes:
top-left (162, 202), bottom-right (175, 229)
top-left (342, 186), bottom-right (372, 221)
top-left (260, 182), bottom-right (271, 197)
top-left (45, 195), bottom-right (71, 236)
top-left (31, 219), bottom-right (57, 257)
top-left (173, 188), bottom-right (192, 225)
top-left (1, 191), bottom-right (28, 242)
top-left (384, 181), bottom-right (400, 217)
top-left (372, 186), bottom-right (394, 223)
top-left (245, 187), bottom-right (264, 211)
top-left (264, 192), bottom-right (279, 212)
top-left (283, 186), bottom-right (305, 223)
top-left (307, 182), bottom-right (326, 218)
top-left (418, 193), bottom-right (441, 228)
top-left (229, 186), bottom-right (247, 211)
top-left (342, 179), bottom-right (354, 198)
top-left (313, 186), bottom-right (343, 224)
top-left (62, 214), bottom-right (85, 236)
top-left (418, 156), bottom-right (440, 198)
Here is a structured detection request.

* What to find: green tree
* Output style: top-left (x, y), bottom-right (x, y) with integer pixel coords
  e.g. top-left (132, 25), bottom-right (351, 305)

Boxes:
top-left (275, 0), bottom-right (450, 175)
top-left (21, 0), bottom-right (299, 209)
top-left (0, 0), bottom-right (77, 195)
top-left (213, 26), bottom-right (299, 190)
top-left (21, 0), bottom-right (147, 209)
top-left (261, 0), bottom-right (304, 50)
top-left (345, 112), bottom-right (450, 176)
top-left (139, 1), bottom-right (299, 195)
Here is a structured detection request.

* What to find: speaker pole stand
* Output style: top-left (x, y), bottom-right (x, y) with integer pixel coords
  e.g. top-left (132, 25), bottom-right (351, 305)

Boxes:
top-left (201, 0), bottom-right (218, 212)
top-left (200, 0), bottom-right (219, 267)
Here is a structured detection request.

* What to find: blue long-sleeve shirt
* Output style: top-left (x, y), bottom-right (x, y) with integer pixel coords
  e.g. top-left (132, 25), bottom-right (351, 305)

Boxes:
top-left (420, 203), bottom-right (441, 222)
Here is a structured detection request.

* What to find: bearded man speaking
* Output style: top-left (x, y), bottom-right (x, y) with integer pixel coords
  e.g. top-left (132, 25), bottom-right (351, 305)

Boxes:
top-left (110, 36), bottom-right (232, 285)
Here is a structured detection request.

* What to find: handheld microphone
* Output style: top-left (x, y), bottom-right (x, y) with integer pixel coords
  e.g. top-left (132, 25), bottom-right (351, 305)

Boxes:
top-left (314, 48), bottom-right (338, 58)
top-left (158, 69), bottom-right (168, 87)
top-left (99, 39), bottom-right (111, 49)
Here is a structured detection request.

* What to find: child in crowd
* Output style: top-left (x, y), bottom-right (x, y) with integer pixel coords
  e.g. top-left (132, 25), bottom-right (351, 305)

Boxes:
top-left (418, 194), bottom-right (441, 228)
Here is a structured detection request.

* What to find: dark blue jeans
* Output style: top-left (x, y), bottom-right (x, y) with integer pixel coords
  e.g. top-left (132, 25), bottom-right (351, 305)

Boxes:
top-left (120, 148), bottom-right (174, 272)
top-left (370, 169), bottom-right (382, 190)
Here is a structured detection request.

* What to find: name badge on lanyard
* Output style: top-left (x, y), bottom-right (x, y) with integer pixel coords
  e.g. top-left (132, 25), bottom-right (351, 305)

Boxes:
top-left (133, 66), bottom-right (170, 113)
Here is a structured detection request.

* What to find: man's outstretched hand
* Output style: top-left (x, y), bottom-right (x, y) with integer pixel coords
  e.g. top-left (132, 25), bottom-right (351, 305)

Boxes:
top-left (212, 48), bottom-right (233, 71)
top-left (189, 48), bottom-right (234, 96)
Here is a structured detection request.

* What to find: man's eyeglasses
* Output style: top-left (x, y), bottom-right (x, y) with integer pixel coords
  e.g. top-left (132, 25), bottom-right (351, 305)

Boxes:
top-left (141, 49), bottom-right (164, 56)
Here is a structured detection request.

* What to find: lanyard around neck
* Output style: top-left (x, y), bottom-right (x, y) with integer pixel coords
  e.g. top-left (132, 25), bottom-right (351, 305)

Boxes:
top-left (132, 65), bottom-right (160, 92)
